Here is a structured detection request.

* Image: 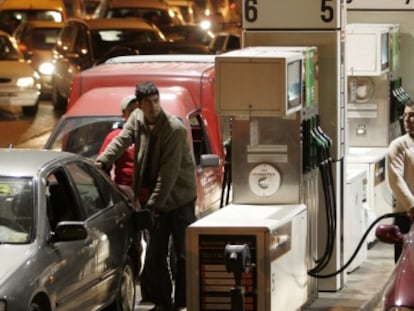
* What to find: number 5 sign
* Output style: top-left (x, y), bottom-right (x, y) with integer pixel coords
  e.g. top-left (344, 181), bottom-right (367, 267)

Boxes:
top-left (243, 0), bottom-right (343, 29)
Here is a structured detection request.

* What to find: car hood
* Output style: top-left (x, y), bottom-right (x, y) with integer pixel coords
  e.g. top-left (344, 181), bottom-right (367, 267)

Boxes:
top-left (0, 60), bottom-right (36, 77)
top-left (384, 239), bottom-right (414, 308)
top-left (0, 244), bottom-right (35, 283)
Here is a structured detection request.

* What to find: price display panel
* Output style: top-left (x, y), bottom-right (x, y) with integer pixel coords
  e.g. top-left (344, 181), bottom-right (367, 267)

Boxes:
top-left (243, 0), bottom-right (343, 29)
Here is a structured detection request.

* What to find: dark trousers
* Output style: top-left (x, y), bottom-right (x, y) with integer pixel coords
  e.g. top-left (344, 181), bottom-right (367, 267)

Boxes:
top-left (141, 201), bottom-right (196, 308)
top-left (394, 213), bottom-right (411, 263)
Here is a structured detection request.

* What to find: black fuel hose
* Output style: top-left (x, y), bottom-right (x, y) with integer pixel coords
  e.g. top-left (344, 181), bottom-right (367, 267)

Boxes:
top-left (308, 211), bottom-right (406, 278)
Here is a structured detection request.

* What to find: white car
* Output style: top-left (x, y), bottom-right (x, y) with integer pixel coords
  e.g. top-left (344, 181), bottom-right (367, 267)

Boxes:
top-left (0, 30), bottom-right (41, 116)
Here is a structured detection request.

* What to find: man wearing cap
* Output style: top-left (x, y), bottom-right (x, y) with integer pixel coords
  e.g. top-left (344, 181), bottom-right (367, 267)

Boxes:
top-left (96, 81), bottom-right (197, 311)
top-left (99, 94), bottom-right (138, 192)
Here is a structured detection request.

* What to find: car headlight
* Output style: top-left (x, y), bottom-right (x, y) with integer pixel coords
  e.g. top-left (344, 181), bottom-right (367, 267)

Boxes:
top-left (38, 62), bottom-right (54, 75)
top-left (200, 20), bottom-right (211, 30)
top-left (16, 77), bottom-right (35, 88)
top-left (0, 300), bottom-right (6, 311)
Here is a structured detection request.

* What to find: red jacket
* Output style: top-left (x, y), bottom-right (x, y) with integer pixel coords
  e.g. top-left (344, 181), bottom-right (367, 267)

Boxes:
top-left (99, 128), bottom-right (135, 186)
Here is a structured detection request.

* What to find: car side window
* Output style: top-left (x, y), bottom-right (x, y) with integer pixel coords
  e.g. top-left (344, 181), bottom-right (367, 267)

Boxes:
top-left (66, 161), bottom-right (112, 218)
top-left (227, 35), bottom-right (240, 50)
top-left (189, 114), bottom-right (212, 165)
top-left (58, 24), bottom-right (76, 53)
top-left (46, 170), bottom-right (80, 231)
top-left (74, 25), bottom-right (88, 55)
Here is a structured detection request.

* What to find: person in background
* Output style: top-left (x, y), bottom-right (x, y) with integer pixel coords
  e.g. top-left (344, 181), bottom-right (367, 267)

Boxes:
top-left (96, 81), bottom-right (197, 311)
top-left (387, 100), bottom-right (414, 262)
top-left (98, 94), bottom-right (138, 199)
top-left (98, 94), bottom-right (142, 274)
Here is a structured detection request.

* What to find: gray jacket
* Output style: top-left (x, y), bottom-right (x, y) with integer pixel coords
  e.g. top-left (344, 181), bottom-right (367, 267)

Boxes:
top-left (97, 108), bottom-right (197, 213)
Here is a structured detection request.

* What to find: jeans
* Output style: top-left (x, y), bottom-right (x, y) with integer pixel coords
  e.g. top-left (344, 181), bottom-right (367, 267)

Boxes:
top-left (141, 200), bottom-right (196, 308)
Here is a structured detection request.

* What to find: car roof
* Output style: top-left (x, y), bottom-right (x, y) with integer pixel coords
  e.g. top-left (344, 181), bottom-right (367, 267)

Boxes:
top-left (108, 0), bottom-right (169, 9)
top-left (0, 149), bottom-right (76, 177)
top-left (0, 0), bottom-right (66, 11)
top-left (70, 17), bottom-right (157, 30)
top-left (18, 20), bottom-right (65, 28)
top-left (91, 55), bottom-right (216, 77)
top-left (66, 86), bottom-right (197, 119)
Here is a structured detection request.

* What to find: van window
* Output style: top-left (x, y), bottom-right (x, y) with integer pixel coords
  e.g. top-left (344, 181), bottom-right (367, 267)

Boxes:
top-left (190, 114), bottom-right (212, 165)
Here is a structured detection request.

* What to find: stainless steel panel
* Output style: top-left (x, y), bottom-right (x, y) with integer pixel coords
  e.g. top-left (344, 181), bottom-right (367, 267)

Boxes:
top-left (232, 116), bottom-right (302, 204)
top-left (347, 74), bottom-right (395, 146)
top-left (243, 31), bottom-right (345, 160)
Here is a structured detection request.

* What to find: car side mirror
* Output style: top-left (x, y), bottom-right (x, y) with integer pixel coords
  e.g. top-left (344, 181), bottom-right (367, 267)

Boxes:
top-left (200, 154), bottom-right (219, 168)
top-left (52, 221), bottom-right (87, 242)
top-left (375, 224), bottom-right (404, 244)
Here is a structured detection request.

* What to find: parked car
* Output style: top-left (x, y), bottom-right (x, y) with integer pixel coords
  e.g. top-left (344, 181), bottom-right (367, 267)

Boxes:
top-left (101, 0), bottom-right (184, 28)
top-left (13, 20), bottom-right (64, 97)
top-left (0, 30), bottom-right (41, 116)
top-left (376, 223), bottom-right (414, 310)
top-left (160, 24), bottom-right (214, 45)
top-left (45, 85), bottom-right (223, 217)
top-left (51, 17), bottom-right (166, 110)
top-left (0, 0), bottom-right (67, 34)
top-left (0, 148), bottom-right (140, 311)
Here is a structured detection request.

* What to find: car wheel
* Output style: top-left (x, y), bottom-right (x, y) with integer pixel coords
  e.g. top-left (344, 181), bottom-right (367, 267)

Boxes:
top-left (112, 257), bottom-right (136, 311)
top-left (22, 100), bottom-right (39, 116)
top-left (51, 85), bottom-right (67, 111)
top-left (29, 299), bottom-right (50, 311)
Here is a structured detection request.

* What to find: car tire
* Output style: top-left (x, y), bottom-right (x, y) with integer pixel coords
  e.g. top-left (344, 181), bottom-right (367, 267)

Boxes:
top-left (51, 86), bottom-right (67, 111)
top-left (29, 302), bottom-right (41, 311)
top-left (29, 299), bottom-right (50, 311)
top-left (111, 256), bottom-right (136, 311)
top-left (22, 100), bottom-right (39, 116)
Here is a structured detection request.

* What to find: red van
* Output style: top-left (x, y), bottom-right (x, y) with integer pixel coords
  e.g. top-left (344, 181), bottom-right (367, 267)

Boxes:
top-left (68, 55), bottom-right (225, 162)
top-left (45, 85), bottom-right (223, 217)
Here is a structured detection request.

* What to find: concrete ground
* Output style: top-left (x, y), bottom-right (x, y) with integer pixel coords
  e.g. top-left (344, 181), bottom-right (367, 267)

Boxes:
top-left (304, 241), bottom-right (394, 310)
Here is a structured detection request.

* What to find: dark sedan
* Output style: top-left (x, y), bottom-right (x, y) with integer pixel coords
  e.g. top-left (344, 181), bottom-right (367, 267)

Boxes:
top-left (0, 149), bottom-right (140, 311)
top-left (51, 17), bottom-right (166, 110)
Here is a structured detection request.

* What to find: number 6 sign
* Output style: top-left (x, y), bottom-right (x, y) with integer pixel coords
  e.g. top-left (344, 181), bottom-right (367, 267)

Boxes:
top-left (243, 0), bottom-right (343, 29)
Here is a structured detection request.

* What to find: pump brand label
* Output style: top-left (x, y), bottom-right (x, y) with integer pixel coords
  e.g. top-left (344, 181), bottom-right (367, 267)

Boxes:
top-left (248, 163), bottom-right (281, 197)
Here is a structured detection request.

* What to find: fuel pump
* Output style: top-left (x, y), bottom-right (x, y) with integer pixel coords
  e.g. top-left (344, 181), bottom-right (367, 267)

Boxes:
top-left (185, 46), bottom-right (334, 311)
top-left (346, 23), bottom-right (397, 244)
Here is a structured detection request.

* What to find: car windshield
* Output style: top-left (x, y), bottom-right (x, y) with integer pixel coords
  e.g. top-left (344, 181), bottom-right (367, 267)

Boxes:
top-left (0, 10), bottom-right (64, 23)
top-left (47, 116), bottom-right (123, 158)
top-left (91, 28), bottom-right (165, 59)
top-left (0, 177), bottom-right (33, 244)
top-left (106, 8), bottom-right (180, 26)
top-left (33, 28), bottom-right (61, 50)
top-left (0, 35), bottom-right (21, 60)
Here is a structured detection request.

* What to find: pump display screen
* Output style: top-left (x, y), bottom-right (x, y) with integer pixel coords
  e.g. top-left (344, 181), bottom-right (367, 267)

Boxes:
top-left (381, 33), bottom-right (390, 71)
top-left (287, 60), bottom-right (302, 111)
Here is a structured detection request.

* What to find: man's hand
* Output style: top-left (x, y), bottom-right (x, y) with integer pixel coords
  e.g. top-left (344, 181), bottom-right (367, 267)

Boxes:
top-left (94, 160), bottom-right (103, 169)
